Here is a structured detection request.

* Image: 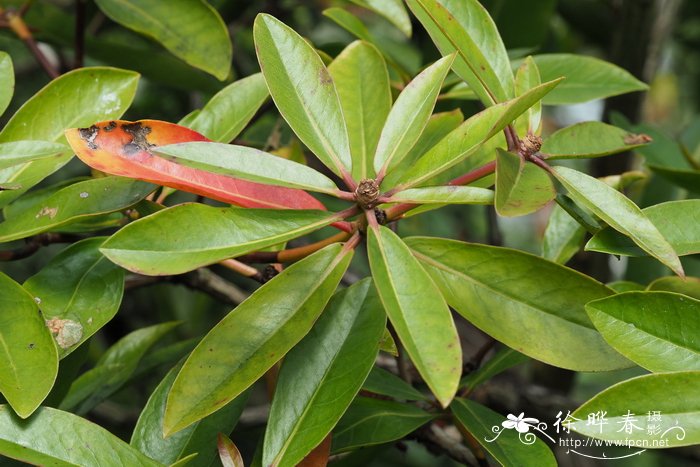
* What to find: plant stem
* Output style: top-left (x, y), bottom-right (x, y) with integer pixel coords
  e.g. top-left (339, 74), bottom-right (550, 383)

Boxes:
top-left (236, 230), bottom-right (352, 264)
top-left (219, 258), bottom-right (264, 282)
top-left (1, 6), bottom-right (59, 79)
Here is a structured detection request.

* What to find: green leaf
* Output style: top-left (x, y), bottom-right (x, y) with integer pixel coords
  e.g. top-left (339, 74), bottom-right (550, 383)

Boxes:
top-left (367, 226), bottom-right (461, 407)
top-left (586, 199), bottom-right (700, 258)
top-left (648, 276), bottom-right (700, 300)
top-left (254, 14), bottom-right (352, 177)
top-left (328, 41), bottom-right (391, 180)
top-left (514, 56), bottom-right (542, 135)
top-left (452, 398), bottom-right (556, 467)
top-left (101, 205), bottom-right (339, 275)
top-left (553, 166), bottom-right (683, 276)
top-left (164, 244), bottom-right (352, 435)
top-left (387, 78), bottom-right (562, 189)
top-left (0, 273), bottom-right (58, 418)
top-left (571, 372), bottom-right (700, 447)
top-left (374, 55), bottom-right (454, 175)
top-left (647, 165), bottom-right (700, 193)
top-left (218, 434), bottom-right (244, 467)
top-left (541, 122), bottom-right (650, 159)
top-left (0, 405), bottom-right (162, 466)
top-left (23, 238), bottom-right (124, 358)
top-left (389, 186), bottom-right (494, 205)
top-left (542, 203), bottom-right (586, 264)
top-left (607, 281), bottom-right (646, 293)
top-left (322, 8), bottom-right (372, 42)
top-left (460, 347), bottom-right (529, 391)
top-left (155, 142), bottom-right (339, 195)
top-left (0, 67), bottom-right (139, 206)
top-left (60, 322), bottom-right (179, 414)
top-left (94, 0), bottom-right (231, 80)
top-left (0, 141), bottom-right (68, 170)
top-left (495, 149), bottom-right (555, 216)
top-left (0, 51), bottom-right (14, 117)
top-left (263, 279), bottom-right (386, 467)
top-left (586, 292), bottom-right (700, 372)
top-left (406, 0), bottom-right (513, 105)
top-left (378, 327), bottom-right (398, 356)
top-left (350, 0), bottom-right (412, 37)
top-left (185, 73), bottom-right (269, 142)
top-left (406, 237), bottom-right (631, 371)
top-left (525, 54), bottom-right (648, 105)
top-left (0, 177), bottom-right (154, 243)
top-left (362, 367), bottom-right (427, 401)
top-left (131, 361), bottom-right (248, 467)
top-left (331, 397), bottom-right (435, 453)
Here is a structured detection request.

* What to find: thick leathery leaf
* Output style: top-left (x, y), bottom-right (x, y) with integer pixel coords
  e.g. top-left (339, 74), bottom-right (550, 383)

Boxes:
top-left (23, 238), bottom-right (124, 358)
top-left (263, 279), bottom-right (386, 467)
top-left (218, 434), bottom-right (244, 467)
top-left (460, 347), bottom-right (529, 391)
top-left (452, 399), bottom-right (556, 467)
top-left (586, 292), bottom-right (700, 372)
top-left (0, 273), bottom-right (58, 418)
top-left (0, 141), bottom-right (68, 170)
top-left (541, 121), bottom-right (650, 159)
top-left (608, 281), bottom-right (646, 293)
top-left (0, 405), bottom-right (162, 466)
top-left (362, 367), bottom-right (427, 401)
top-left (0, 67), bottom-right (139, 206)
top-left (331, 398), bottom-right (435, 452)
top-left (94, 0), bottom-right (231, 80)
top-left (328, 41), bottom-right (391, 180)
top-left (648, 276), bottom-right (700, 300)
top-left (514, 56), bottom-right (542, 135)
top-left (154, 142), bottom-right (338, 194)
top-left (406, 0), bottom-right (513, 105)
top-left (101, 205), bottom-right (339, 275)
top-left (0, 52), bottom-right (13, 117)
top-left (388, 186), bottom-right (494, 205)
top-left (0, 176), bottom-right (154, 243)
top-left (131, 361), bottom-right (248, 467)
top-left (186, 73), bottom-right (269, 142)
top-left (254, 14), bottom-right (352, 177)
top-left (553, 166), bottom-right (684, 276)
top-left (571, 372), bottom-right (700, 447)
top-left (387, 78), bottom-right (561, 189)
top-left (374, 55), bottom-right (454, 174)
top-left (65, 119), bottom-right (326, 210)
top-left (526, 54), bottom-right (648, 105)
top-left (164, 244), bottom-right (353, 435)
top-left (60, 322), bottom-right (179, 414)
top-left (542, 203), bottom-right (586, 264)
top-left (367, 226), bottom-right (461, 407)
top-left (586, 199), bottom-right (700, 257)
top-left (350, 0), bottom-right (412, 37)
top-left (406, 237), bottom-right (631, 371)
top-left (495, 149), bottom-right (555, 216)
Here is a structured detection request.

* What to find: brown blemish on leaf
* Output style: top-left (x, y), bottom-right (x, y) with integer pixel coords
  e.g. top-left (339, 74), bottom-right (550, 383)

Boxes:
top-left (35, 206), bottom-right (58, 219)
top-left (78, 125), bottom-right (99, 149)
top-left (624, 133), bottom-right (653, 145)
top-left (122, 122), bottom-right (155, 155)
top-left (45, 317), bottom-right (83, 349)
top-left (103, 121), bottom-right (117, 132)
top-left (318, 67), bottom-right (333, 86)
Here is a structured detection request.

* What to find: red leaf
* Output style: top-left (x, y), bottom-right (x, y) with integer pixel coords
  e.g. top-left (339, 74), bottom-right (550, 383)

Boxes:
top-left (64, 119), bottom-right (327, 210)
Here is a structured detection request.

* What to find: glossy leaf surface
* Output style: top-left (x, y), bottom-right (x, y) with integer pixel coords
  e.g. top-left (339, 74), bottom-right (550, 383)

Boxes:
top-left (389, 186), bottom-right (494, 205)
top-left (0, 176), bottom-right (154, 243)
top-left (0, 52), bottom-right (13, 116)
top-left (254, 14), bottom-right (352, 176)
top-left (406, 237), bottom-right (630, 371)
top-left (94, 0), bottom-right (231, 80)
top-left (65, 119), bottom-right (325, 210)
top-left (164, 244), bottom-right (352, 435)
top-left (0, 273), bottom-right (58, 418)
top-left (263, 279), bottom-right (385, 467)
top-left (571, 372), bottom-right (700, 447)
top-left (367, 226), bottom-right (461, 407)
top-left (362, 367), bottom-right (427, 401)
top-left (514, 56), bottom-right (542, 134)
top-left (101, 204), bottom-right (338, 275)
top-left (0, 405), bottom-right (162, 466)
top-left (495, 149), bottom-right (555, 216)
top-left (0, 141), bottom-right (67, 171)
top-left (24, 238), bottom-right (124, 358)
top-left (329, 41), bottom-right (391, 180)
top-left (541, 121), bottom-right (650, 159)
top-left (586, 292), bottom-right (700, 372)
top-left (648, 276), bottom-right (700, 300)
top-left (553, 166), bottom-right (683, 276)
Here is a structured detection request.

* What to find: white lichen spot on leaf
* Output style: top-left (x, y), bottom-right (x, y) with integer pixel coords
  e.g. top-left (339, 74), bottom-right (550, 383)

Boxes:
top-left (35, 207), bottom-right (58, 219)
top-left (45, 317), bottom-right (83, 349)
